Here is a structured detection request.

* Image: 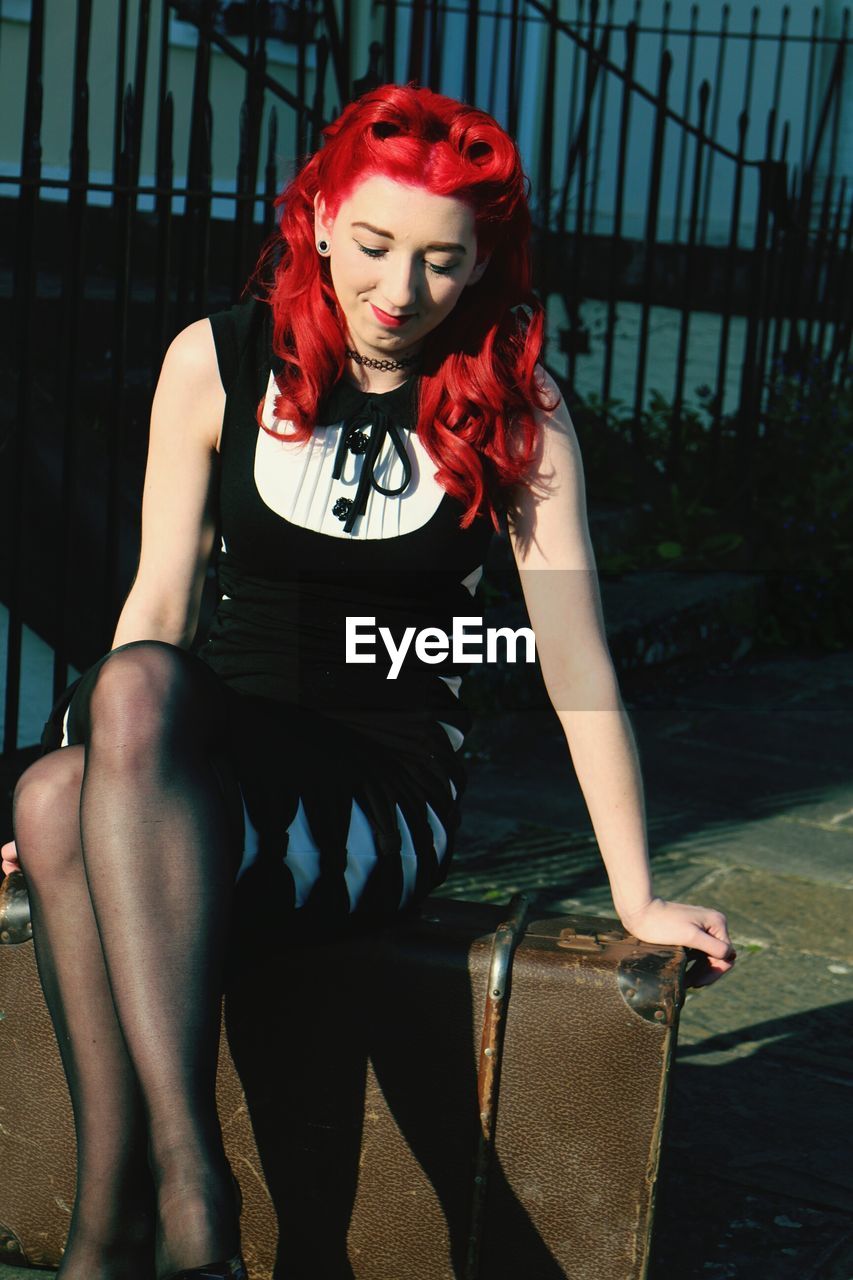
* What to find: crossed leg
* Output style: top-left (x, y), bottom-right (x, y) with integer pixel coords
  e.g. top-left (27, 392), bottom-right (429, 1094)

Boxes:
top-left (13, 640), bottom-right (245, 1279)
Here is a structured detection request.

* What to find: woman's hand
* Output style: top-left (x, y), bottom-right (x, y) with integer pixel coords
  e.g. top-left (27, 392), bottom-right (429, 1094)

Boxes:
top-left (1, 840), bottom-right (21, 877)
top-left (618, 896), bottom-right (737, 989)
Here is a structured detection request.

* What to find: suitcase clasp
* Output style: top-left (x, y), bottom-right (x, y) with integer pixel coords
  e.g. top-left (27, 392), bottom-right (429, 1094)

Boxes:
top-left (557, 927), bottom-right (607, 951)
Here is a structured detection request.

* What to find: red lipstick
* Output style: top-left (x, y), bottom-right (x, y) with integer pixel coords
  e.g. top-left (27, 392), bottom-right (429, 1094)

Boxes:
top-left (370, 303), bottom-right (414, 328)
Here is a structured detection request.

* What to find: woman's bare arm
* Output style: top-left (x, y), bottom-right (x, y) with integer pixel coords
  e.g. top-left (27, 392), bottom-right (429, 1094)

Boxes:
top-left (505, 366), bottom-right (736, 987)
top-left (0, 323), bottom-right (226, 870)
top-left (111, 318), bottom-right (226, 650)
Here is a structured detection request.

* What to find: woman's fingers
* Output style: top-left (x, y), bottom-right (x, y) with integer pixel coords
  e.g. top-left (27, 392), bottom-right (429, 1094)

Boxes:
top-left (689, 915), bottom-right (733, 956)
top-left (684, 946), bottom-right (738, 988)
top-left (683, 913), bottom-right (737, 988)
top-left (1, 839), bottom-right (21, 876)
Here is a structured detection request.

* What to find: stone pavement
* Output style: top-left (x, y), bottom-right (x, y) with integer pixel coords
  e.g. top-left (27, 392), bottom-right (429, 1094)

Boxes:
top-left (0, 646), bottom-right (850, 1279)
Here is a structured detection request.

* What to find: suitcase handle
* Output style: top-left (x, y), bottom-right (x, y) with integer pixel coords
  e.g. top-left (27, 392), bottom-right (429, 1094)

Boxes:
top-left (466, 890), bottom-right (531, 1280)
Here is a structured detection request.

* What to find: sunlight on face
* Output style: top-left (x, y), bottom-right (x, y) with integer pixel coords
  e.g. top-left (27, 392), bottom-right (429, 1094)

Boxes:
top-left (314, 174), bottom-right (490, 376)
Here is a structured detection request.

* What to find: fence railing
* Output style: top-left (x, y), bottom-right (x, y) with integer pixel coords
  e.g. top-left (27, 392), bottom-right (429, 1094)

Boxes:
top-left (533, 8), bottom-right (852, 478)
top-left (1, 0), bottom-right (851, 754)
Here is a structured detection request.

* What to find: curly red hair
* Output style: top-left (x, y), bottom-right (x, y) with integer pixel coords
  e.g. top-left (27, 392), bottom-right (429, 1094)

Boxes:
top-left (248, 81), bottom-right (558, 532)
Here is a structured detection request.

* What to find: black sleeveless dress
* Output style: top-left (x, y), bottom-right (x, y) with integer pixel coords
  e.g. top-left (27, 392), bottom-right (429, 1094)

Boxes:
top-left (196, 295), bottom-right (496, 935)
top-left (50, 294), bottom-right (497, 939)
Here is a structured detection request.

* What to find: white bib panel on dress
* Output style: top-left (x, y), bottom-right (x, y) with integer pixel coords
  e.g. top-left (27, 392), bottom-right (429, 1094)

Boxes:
top-left (254, 371), bottom-right (447, 540)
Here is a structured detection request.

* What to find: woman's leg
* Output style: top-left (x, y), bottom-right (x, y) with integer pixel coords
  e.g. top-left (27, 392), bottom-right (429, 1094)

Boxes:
top-left (17, 639), bottom-right (246, 1277)
top-left (13, 746), bottom-right (157, 1280)
top-left (70, 641), bottom-right (245, 1277)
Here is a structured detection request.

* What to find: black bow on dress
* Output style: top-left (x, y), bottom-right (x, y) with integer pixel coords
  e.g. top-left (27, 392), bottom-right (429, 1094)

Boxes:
top-left (315, 367), bottom-right (422, 535)
top-left (329, 404), bottom-right (413, 533)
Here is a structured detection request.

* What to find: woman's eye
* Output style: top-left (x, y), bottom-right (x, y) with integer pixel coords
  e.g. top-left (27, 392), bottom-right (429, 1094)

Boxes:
top-left (356, 243), bottom-right (454, 276)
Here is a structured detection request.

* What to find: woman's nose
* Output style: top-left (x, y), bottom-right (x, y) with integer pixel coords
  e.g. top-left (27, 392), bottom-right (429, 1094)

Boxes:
top-left (383, 258), bottom-right (419, 308)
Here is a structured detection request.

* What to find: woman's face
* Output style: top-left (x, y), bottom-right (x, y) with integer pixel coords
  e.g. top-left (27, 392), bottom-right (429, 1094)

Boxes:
top-left (314, 174), bottom-right (490, 373)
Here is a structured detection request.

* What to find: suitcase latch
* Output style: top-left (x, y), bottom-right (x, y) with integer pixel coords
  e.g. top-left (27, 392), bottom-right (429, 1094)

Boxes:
top-left (557, 926), bottom-right (622, 952)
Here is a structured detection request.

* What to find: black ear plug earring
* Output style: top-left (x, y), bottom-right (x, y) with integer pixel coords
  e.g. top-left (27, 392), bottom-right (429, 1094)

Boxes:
top-left (317, 240), bottom-right (329, 253)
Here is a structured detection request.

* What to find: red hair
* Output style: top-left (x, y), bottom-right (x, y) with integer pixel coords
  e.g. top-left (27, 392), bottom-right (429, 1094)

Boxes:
top-left (248, 81), bottom-right (558, 532)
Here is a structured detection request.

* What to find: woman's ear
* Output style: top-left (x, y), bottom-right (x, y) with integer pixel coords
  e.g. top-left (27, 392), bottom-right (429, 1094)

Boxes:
top-left (466, 253), bottom-right (491, 287)
top-left (314, 192), bottom-right (332, 245)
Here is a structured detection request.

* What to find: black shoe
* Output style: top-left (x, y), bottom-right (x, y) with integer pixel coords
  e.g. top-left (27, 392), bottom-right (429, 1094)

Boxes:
top-left (167, 1257), bottom-right (247, 1279)
top-left (165, 1173), bottom-right (246, 1278)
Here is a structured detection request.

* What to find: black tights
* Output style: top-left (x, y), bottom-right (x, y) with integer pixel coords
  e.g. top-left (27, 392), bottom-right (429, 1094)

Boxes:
top-left (12, 640), bottom-right (246, 1280)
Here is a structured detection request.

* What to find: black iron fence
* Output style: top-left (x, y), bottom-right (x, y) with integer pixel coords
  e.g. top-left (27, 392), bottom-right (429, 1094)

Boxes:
top-left (539, 7), bottom-right (852, 483)
top-left (2, 0), bottom-right (335, 754)
top-left (1, 0), bottom-right (851, 752)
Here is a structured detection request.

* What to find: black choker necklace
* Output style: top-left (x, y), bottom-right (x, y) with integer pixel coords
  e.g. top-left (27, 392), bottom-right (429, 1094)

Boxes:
top-left (345, 347), bottom-right (421, 371)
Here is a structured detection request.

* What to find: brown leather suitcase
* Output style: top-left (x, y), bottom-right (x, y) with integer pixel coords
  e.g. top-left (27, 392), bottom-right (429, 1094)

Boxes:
top-left (0, 870), bottom-right (692, 1279)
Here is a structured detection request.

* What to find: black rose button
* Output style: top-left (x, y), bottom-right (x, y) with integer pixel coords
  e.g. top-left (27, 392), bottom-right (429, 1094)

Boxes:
top-left (332, 497), bottom-right (353, 521)
top-left (347, 427), bottom-right (369, 454)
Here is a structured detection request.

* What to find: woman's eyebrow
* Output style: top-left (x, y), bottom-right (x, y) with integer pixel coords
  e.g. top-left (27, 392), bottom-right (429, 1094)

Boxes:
top-left (350, 221), bottom-right (467, 254)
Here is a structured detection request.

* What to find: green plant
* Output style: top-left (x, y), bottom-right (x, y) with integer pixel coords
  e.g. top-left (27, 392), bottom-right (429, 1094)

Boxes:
top-left (568, 349), bottom-right (853, 650)
top-left (747, 350), bottom-right (853, 649)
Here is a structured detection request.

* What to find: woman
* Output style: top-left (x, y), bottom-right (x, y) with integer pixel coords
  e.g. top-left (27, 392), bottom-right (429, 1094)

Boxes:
top-left (8, 82), bottom-right (735, 1279)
